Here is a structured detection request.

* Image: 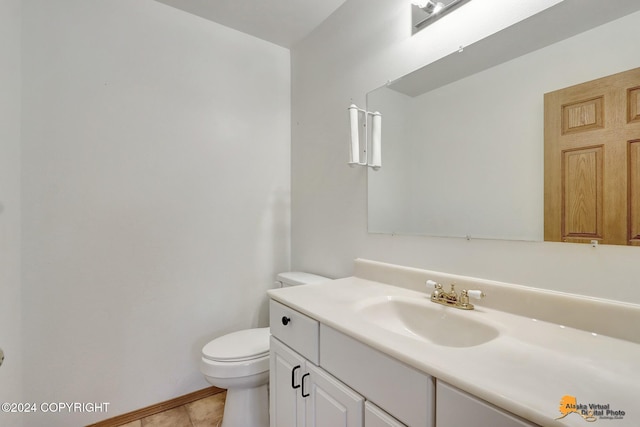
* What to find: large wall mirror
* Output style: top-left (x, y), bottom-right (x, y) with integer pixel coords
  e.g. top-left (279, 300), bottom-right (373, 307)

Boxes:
top-left (367, 0), bottom-right (640, 242)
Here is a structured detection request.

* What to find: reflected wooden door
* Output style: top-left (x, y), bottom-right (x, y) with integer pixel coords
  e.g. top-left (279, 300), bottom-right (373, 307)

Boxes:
top-left (544, 67), bottom-right (640, 245)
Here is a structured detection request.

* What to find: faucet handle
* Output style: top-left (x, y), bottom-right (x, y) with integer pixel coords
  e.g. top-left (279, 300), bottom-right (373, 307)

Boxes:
top-left (457, 289), bottom-right (485, 310)
top-left (425, 280), bottom-right (442, 300)
top-left (466, 290), bottom-right (485, 300)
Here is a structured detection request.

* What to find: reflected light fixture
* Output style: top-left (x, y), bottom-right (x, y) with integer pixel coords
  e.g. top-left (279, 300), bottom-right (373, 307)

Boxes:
top-left (411, 0), bottom-right (473, 34)
top-left (413, 0), bottom-right (444, 14)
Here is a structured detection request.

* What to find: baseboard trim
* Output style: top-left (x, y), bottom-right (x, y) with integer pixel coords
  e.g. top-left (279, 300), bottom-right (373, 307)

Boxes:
top-left (86, 386), bottom-right (225, 427)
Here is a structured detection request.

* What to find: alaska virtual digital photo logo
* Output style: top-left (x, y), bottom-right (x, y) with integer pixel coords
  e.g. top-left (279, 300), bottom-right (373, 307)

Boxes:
top-left (556, 395), bottom-right (626, 422)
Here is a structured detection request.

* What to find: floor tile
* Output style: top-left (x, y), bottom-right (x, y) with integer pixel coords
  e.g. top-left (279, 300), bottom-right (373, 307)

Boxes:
top-left (185, 392), bottom-right (226, 427)
top-left (141, 405), bottom-right (193, 427)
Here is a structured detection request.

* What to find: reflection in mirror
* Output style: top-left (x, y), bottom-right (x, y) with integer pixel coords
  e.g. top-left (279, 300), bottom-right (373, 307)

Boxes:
top-left (367, 1), bottom-right (640, 241)
top-left (411, 0), bottom-right (473, 35)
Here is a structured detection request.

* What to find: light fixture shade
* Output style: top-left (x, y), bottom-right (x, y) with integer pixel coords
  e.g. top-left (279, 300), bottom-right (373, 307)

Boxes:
top-left (432, 2), bottom-right (445, 14)
top-left (412, 0), bottom-right (473, 34)
top-left (423, 1), bottom-right (437, 13)
top-left (347, 104), bottom-right (382, 170)
top-left (412, 0), bottom-right (443, 13)
top-left (348, 104), bottom-right (360, 164)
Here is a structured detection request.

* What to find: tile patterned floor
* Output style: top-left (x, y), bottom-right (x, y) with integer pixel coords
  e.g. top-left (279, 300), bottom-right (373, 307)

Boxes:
top-left (116, 392), bottom-right (225, 427)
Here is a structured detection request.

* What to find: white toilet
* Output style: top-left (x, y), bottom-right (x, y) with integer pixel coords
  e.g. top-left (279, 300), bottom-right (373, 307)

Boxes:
top-left (200, 272), bottom-right (329, 427)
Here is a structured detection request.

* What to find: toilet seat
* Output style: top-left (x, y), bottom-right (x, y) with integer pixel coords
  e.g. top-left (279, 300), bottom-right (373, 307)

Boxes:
top-left (201, 327), bottom-right (270, 379)
top-left (202, 327), bottom-right (270, 362)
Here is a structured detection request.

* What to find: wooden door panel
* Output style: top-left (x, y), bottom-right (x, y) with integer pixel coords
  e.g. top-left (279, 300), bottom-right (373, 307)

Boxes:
top-left (545, 66), bottom-right (640, 245)
top-left (562, 146), bottom-right (603, 241)
top-left (562, 96), bottom-right (604, 134)
top-left (629, 140), bottom-right (640, 245)
top-left (628, 87), bottom-right (640, 123)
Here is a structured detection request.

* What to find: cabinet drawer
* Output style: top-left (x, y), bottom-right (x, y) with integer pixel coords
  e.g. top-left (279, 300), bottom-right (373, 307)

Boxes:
top-left (270, 300), bottom-right (319, 364)
top-left (436, 381), bottom-right (539, 427)
top-left (320, 325), bottom-right (434, 427)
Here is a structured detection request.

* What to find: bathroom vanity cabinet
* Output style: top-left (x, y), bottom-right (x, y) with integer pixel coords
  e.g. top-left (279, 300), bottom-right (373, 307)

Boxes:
top-left (270, 299), bottom-right (539, 427)
top-left (270, 337), bottom-right (364, 426)
top-left (267, 261), bottom-right (640, 426)
top-left (270, 300), bottom-right (409, 427)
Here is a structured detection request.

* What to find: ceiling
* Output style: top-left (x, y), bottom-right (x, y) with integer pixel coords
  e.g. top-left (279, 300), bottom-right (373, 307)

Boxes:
top-left (154, 0), bottom-right (348, 48)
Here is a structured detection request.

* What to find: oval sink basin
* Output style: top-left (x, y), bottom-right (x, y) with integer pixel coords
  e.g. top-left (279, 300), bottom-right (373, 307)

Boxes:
top-left (356, 296), bottom-right (499, 347)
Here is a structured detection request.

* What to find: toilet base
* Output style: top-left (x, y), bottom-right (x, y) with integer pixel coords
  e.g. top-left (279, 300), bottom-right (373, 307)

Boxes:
top-left (221, 383), bottom-right (269, 427)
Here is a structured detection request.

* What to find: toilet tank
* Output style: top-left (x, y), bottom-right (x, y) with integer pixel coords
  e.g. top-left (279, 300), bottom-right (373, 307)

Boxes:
top-left (276, 272), bottom-right (329, 288)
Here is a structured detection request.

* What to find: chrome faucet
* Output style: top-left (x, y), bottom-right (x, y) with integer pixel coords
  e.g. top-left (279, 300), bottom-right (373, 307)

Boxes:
top-left (426, 280), bottom-right (485, 310)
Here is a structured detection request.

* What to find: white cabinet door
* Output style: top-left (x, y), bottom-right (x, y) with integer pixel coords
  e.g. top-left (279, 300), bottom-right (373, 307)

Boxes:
top-left (365, 401), bottom-right (407, 427)
top-left (436, 381), bottom-right (539, 427)
top-left (270, 336), bottom-right (307, 427)
top-left (305, 363), bottom-right (364, 427)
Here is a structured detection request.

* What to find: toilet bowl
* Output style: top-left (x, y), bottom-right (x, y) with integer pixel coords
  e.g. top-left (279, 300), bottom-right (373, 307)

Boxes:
top-left (200, 272), bottom-right (329, 427)
top-left (201, 327), bottom-right (270, 427)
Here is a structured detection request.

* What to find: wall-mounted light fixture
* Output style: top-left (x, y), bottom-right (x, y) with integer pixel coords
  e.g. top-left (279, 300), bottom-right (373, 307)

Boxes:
top-left (413, 0), bottom-right (444, 15)
top-left (348, 104), bottom-right (381, 170)
top-left (412, 0), bottom-right (473, 34)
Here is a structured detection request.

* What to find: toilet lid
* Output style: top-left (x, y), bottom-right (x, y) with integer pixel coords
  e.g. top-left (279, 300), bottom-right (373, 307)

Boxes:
top-left (202, 327), bottom-right (270, 362)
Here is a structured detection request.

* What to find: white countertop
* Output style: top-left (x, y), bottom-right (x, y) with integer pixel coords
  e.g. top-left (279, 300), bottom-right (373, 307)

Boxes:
top-left (268, 276), bottom-right (640, 427)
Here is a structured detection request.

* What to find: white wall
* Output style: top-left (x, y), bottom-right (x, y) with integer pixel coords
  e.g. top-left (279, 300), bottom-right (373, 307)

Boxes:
top-left (291, 0), bottom-right (640, 304)
top-left (21, 0), bottom-right (290, 425)
top-left (0, 0), bottom-right (23, 426)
